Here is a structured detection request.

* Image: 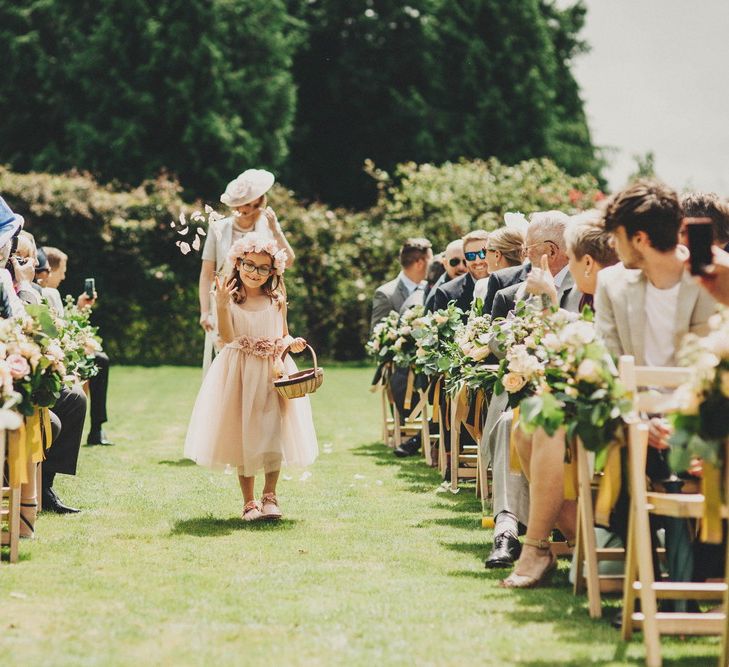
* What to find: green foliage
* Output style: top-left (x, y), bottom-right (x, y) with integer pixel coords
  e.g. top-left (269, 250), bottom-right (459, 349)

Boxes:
top-left (0, 0), bottom-right (300, 199)
top-left (0, 156), bottom-right (602, 364)
top-left (287, 0), bottom-right (602, 205)
top-left (371, 157), bottom-right (603, 250)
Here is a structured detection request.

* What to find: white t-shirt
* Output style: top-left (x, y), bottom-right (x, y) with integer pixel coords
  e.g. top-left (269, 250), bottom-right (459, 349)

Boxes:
top-left (644, 281), bottom-right (681, 367)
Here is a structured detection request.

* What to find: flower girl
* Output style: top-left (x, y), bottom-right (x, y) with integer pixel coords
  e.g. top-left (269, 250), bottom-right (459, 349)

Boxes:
top-left (184, 233), bottom-right (318, 521)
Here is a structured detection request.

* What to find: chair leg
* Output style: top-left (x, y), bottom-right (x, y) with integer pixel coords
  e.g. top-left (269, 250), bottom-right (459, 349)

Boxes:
top-left (36, 461), bottom-right (42, 513)
top-left (573, 498), bottom-right (585, 595)
top-left (8, 484), bottom-right (20, 563)
top-left (422, 395), bottom-right (432, 467)
top-left (577, 440), bottom-right (602, 618)
top-left (450, 400), bottom-right (459, 492)
top-left (621, 503), bottom-right (638, 641)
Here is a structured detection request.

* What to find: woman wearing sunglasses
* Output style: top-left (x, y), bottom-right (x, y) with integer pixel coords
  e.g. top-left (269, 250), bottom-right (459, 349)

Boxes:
top-left (473, 227), bottom-right (525, 305)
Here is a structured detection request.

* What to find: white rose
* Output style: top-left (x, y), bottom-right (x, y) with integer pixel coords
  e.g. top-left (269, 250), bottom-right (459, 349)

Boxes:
top-left (476, 333), bottom-right (491, 345)
top-left (706, 331), bottom-right (729, 357)
top-left (541, 333), bottom-right (562, 352)
top-left (559, 320), bottom-right (596, 346)
top-left (387, 331), bottom-right (397, 341)
top-left (371, 340), bottom-right (381, 352)
top-left (502, 372), bottom-right (527, 393)
top-left (675, 382), bottom-right (701, 414)
top-left (576, 358), bottom-right (601, 383)
top-left (400, 325), bottom-right (412, 336)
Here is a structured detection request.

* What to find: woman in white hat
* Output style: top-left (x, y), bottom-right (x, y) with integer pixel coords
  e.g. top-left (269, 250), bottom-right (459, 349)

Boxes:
top-left (198, 170), bottom-right (295, 372)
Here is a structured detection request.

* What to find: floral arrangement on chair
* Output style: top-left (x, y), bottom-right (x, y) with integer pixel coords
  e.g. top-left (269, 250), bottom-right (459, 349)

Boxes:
top-left (367, 310), bottom-right (402, 366)
top-left (669, 307), bottom-right (729, 470)
top-left (516, 308), bottom-right (632, 453)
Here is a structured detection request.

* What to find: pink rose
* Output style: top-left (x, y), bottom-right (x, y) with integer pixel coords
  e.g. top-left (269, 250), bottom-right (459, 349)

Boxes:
top-left (7, 353), bottom-right (30, 380)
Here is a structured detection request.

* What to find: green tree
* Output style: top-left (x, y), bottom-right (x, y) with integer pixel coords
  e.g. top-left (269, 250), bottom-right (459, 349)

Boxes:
top-left (0, 0), bottom-right (301, 198)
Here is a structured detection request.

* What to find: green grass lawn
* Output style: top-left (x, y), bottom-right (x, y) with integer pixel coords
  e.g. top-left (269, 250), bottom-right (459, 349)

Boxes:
top-left (1, 366), bottom-right (718, 666)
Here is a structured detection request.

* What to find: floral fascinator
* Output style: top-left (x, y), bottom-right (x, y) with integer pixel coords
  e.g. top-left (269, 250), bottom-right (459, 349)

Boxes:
top-left (227, 233), bottom-right (288, 276)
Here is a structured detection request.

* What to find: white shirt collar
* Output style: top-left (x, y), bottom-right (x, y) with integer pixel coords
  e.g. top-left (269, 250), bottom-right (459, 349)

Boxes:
top-left (398, 271), bottom-right (423, 295)
top-left (553, 265), bottom-right (569, 288)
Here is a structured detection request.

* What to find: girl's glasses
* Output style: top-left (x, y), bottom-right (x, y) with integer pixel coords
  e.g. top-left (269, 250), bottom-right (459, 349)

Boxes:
top-left (240, 261), bottom-right (272, 277)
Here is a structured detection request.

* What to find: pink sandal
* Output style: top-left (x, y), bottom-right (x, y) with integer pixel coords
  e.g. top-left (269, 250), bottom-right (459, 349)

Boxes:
top-left (242, 500), bottom-right (263, 522)
top-left (260, 493), bottom-right (282, 521)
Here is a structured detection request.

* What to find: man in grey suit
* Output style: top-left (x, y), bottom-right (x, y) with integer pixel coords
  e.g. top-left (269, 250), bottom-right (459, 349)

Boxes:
top-left (490, 211), bottom-right (577, 319)
top-left (371, 238), bottom-right (433, 457)
top-left (370, 238), bottom-right (432, 332)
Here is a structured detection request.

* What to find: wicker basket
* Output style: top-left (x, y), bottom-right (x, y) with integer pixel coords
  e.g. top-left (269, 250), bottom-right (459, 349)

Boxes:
top-left (274, 344), bottom-right (324, 399)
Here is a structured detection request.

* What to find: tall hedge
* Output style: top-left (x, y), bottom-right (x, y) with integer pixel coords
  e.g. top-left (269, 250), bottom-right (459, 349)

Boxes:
top-left (0, 158), bottom-right (602, 364)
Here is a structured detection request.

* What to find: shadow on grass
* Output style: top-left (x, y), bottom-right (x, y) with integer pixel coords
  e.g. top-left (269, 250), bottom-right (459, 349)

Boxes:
top-left (170, 515), bottom-right (298, 537)
top-left (158, 458), bottom-right (196, 467)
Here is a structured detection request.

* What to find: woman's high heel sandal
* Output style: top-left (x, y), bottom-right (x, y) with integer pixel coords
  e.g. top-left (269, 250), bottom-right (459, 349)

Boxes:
top-left (498, 537), bottom-right (557, 589)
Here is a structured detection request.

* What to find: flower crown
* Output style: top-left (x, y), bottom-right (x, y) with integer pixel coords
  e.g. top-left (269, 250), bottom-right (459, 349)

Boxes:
top-left (227, 233), bottom-right (288, 276)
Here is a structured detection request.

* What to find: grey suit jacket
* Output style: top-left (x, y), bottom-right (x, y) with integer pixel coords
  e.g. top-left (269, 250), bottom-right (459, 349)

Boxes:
top-left (370, 276), bottom-right (409, 332)
top-left (491, 271), bottom-right (578, 320)
top-left (594, 263), bottom-right (717, 364)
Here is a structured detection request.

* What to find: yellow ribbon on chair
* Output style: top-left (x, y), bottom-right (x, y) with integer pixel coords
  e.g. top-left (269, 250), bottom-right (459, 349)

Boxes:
top-left (563, 439), bottom-right (578, 501)
top-left (403, 369), bottom-right (415, 410)
top-left (700, 461), bottom-right (722, 544)
top-left (6, 408), bottom-right (52, 487)
top-left (509, 406), bottom-right (522, 473)
top-left (431, 376), bottom-right (442, 425)
top-left (594, 441), bottom-right (623, 527)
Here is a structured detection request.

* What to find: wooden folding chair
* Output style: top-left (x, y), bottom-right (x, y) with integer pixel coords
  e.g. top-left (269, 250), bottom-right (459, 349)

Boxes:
top-left (572, 437), bottom-right (625, 617)
top-left (449, 387), bottom-right (485, 492)
top-left (380, 381), bottom-right (401, 449)
top-left (619, 355), bottom-right (727, 667)
top-left (1, 429), bottom-right (20, 563)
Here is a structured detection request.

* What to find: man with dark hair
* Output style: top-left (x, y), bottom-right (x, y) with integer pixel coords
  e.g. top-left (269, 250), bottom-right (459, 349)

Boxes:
top-left (679, 191), bottom-right (729, 251)
top-left (429, 229), bottom-right (489, 316)
top-left (597, 179), bottom-right (716, 364)
top-left (370, 237), bottom-right (432, 331)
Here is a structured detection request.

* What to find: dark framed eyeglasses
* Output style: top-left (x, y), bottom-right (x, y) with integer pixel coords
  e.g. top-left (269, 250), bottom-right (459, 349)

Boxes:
top-left (448, 257), bottom-right (466, 267)
top-left (240, 260), bottom-right (272, 277)
top-left (464, 248), bottom-right (487, 261)
top-left (523, 240), bottom-right (558, 254)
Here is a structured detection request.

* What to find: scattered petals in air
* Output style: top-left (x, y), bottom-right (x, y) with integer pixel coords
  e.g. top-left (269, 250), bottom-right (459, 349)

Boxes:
top-left (192, 235), bottom-right (201, 251)
top-left (197, 227), bottom-right (206, 236)
top-left (179, 212), bottom-right (186, 226)
top-left (190, 210), bottom-right (204, 222)
top-left (205, 204), bottom-right (214, 214)
top-left (299, 471), bottom-right (312, 482)
top-left (282, 474), bottom-right (293, 481)
top-left (177, 226), bottom-right (189, 236)
top-left (176, 241), bottom-right (191, 255)
top-left (353, 474), bottom-right (366, 480)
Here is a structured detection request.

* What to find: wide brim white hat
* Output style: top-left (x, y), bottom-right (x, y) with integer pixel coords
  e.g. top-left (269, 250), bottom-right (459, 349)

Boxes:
top-left (220, 169), bottom-right (275, 208)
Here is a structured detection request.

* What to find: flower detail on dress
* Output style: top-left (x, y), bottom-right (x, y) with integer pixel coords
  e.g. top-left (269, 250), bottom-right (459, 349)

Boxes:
top-left (226, 335), bottom-right (287, 358)
top-left (227, 233), bottom-right (288, 275)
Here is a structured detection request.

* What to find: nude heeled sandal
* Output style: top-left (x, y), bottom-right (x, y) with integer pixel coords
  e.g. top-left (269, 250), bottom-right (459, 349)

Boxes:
top-left (498, 537), bottom-right (557, 589)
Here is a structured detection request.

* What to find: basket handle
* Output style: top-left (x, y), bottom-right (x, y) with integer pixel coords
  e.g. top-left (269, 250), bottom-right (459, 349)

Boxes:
top-left (281, 343), bottom-right (318, 371)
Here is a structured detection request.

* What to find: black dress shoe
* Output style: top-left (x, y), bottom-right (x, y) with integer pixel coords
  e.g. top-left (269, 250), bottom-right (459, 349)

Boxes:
top-left (394, 435), bottom-right (420, 458)
top-left (484, 534), bottom-right (522, 569)
top-left (42, 487), bottom-right (80, 514)
top-left (87, 428), bottom-right (114, 446)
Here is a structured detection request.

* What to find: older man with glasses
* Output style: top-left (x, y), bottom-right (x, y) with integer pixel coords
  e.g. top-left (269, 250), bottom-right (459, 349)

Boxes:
top-left (424, 239), bottom-right (466, 309)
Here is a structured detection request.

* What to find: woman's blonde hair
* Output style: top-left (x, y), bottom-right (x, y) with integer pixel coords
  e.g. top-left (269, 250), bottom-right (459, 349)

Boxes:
top-left (565, 211), bottom-right (618, 267)
top-left (487, 227), bottom-right (524, 267)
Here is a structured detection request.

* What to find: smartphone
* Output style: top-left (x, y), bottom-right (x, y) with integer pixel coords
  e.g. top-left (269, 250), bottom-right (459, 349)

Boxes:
top-left (685, 217), bottom-right (714, 276)
top-left (84, 277), bottom-right (96, 299)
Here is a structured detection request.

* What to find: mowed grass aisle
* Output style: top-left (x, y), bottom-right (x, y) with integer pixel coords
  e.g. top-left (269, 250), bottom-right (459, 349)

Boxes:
top-left (1, 366), bottom-right (716, 666)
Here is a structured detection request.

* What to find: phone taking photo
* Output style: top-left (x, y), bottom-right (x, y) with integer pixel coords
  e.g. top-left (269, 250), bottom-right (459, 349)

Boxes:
top-left (84, 277), bottom-right (96, 300)
top-left (685, 217), bottom-right (714, 276)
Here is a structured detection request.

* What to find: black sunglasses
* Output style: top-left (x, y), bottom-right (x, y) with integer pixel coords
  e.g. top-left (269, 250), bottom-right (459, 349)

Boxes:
top-left (448, 257), bottom-right (466, 267)
top-left (464, 249), bottom-right (487, 261)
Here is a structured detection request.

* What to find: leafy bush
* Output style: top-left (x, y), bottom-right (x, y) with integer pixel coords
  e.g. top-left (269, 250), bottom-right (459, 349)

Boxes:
top-left (0, 157), bottom-right (602, 364)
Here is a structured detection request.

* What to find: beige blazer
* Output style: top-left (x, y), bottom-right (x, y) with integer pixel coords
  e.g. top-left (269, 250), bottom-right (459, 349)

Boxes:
top-left (594, 263), bottom-right (717, 365)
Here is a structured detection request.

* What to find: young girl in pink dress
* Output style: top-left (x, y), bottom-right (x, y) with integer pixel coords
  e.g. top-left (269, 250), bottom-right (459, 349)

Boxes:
top-left (184, 233), bottom-right (318, 521)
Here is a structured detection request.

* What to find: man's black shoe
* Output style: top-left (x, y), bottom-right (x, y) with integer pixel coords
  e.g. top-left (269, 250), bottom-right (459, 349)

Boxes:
top-left (87, 428), bottom-right (114, 446)
top-left (484, 534), bottom-right (522, 568)
top-left (42, 487), bottom-right (80, 514)
top-left (394, 435), bottom-right (420, 458)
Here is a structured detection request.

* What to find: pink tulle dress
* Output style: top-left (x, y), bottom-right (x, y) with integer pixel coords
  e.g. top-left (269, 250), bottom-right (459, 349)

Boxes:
top-left (184, 299), bottom-right (318, 476)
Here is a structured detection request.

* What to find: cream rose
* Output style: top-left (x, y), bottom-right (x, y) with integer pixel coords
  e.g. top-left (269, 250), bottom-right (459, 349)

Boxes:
top-left (576, 358), bottom-right (601, 383)
top-left (502, 372), bottom-right (527, 393)
top-left (6, 354), bottom-right (30, 380)
top-left (434, 313), bottom-right (449, 326)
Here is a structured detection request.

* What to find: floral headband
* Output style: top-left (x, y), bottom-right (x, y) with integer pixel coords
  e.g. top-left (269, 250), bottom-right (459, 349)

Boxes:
top-left (227, 233), bottom-right (288, 276)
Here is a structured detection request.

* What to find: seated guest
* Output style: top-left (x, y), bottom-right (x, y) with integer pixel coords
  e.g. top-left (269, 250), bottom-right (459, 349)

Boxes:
top-left (698, 246), bottom-right (729, 305)
top-left (43, 246), bottom-right (113, 446)
top-left (429, 230), bottom-right (490, 316)
top-left (473, 226), bottom-right (525, 306)
top-left (490, 211), bottom-right (576, 319)
top-left (679, 191), bottom-right (729, 252)
top-left (501, 212), bottom-right (619, 588)
top-left (371, 239), bottom-right (433, 457)
top-left (424, 240), bottom-right (467, 309)
top-left (370, 238), bottom-right (432, 332)
top-left (0, 203), bottom-right (87, 515)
